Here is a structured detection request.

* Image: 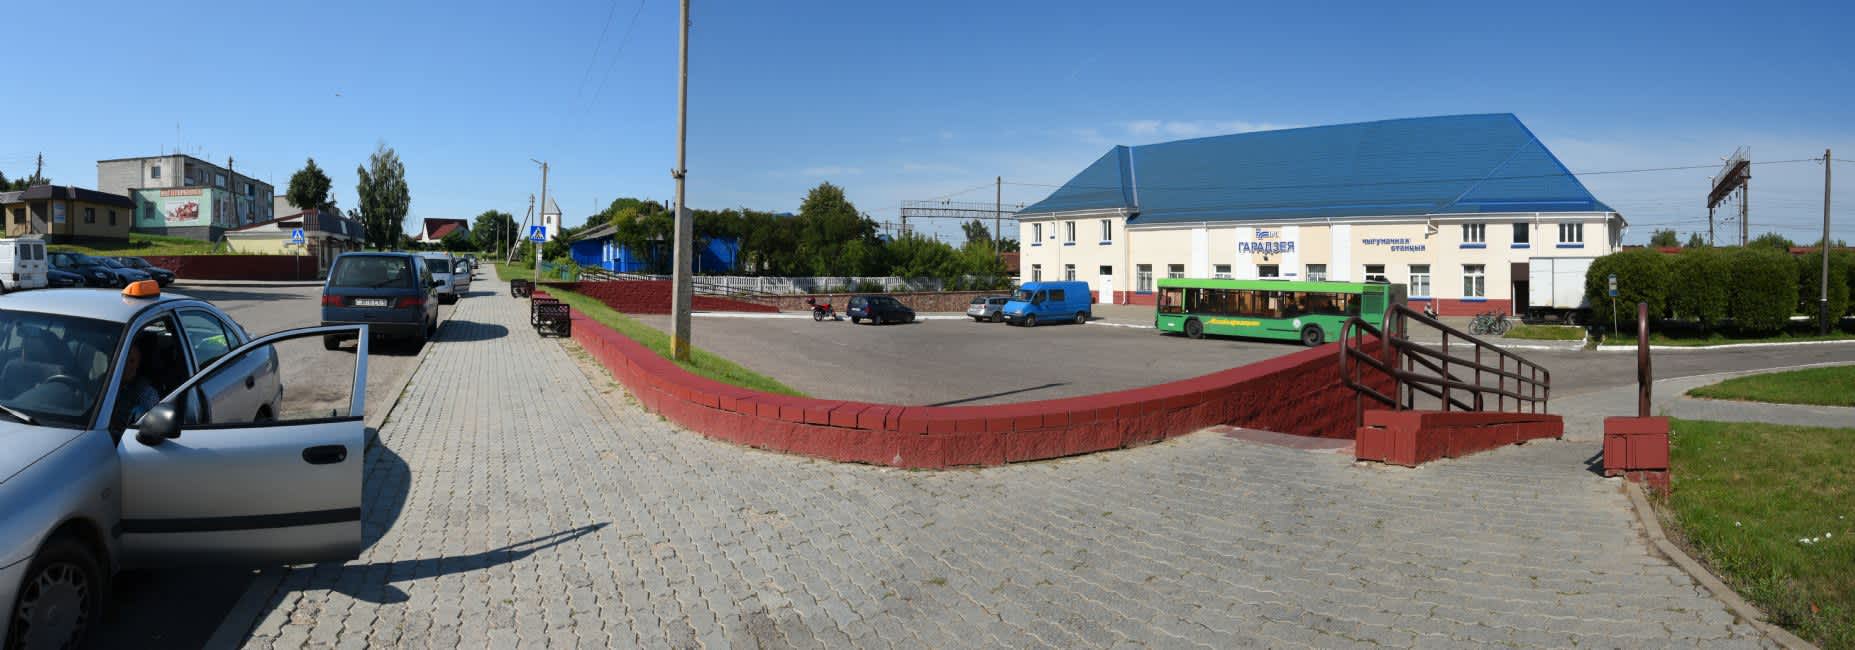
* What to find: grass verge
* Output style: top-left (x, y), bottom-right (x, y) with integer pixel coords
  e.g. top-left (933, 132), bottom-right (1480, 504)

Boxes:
top-left (1686, 365), bottom-right (1855, 407)
top-left (1599, 329), bottom-right (1855, 347)
top-left (1662, 418), bottom-right (1853, 648)
top-left (50, 233), bottom-right (219, 256)
top-left (1501, 324), bottom-right (1585, 341)
top-left (493, 262), bottom-right (534, 282)
top-left (514, 274), bottom-right (806, 397)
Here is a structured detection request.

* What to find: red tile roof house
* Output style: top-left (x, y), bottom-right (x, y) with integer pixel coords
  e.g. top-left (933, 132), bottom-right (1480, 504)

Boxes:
top-left (415, 217), bottom-right (470, 244)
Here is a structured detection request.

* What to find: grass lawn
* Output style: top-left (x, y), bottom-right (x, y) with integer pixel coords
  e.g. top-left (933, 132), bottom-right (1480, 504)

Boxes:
top-left (1501, 324), bottom-right (1585, 341)
top-left (1687, 365), bottom-right (1855, 407)
top-left (1662, 418), bottom-right (1854, 648)
top-left (493, 262), bottom-right (534, 282)
top-left (50, 233), bottom-right (218, 256)
top-left (494, 263), bottom-right (805, 396)
top-left (1599, 329), bottom-right (1855, 347)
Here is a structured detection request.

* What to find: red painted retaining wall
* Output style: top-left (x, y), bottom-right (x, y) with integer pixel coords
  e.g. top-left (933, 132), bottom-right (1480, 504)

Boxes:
top-left (1354, 410), bottom-right (1563, 467)
top-left (143, 255), bottom-right (320, 281)
top-left (571, 311), bottom-right (1391, 468)
top-left (546, 280), bottom-right (780, 314)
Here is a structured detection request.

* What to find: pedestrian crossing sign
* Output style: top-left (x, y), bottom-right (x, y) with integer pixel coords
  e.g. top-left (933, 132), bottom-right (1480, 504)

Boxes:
top-left (528, 225), bottom-right (548, 242)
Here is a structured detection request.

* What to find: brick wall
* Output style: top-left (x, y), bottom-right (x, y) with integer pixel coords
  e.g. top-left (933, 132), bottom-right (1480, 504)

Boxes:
top-left (143, 255), bottom-right (320, 281)
top-left (572, 311), bottom-right (1391, 469)
top-left (545, 280), bottom-right (780, 314)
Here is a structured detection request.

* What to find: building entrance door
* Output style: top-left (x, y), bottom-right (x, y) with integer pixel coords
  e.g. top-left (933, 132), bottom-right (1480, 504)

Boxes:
top-left (1098, 266), bottom-right (1113, 304)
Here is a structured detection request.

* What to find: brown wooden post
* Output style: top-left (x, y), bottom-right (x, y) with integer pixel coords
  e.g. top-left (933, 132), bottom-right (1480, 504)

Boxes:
top-left (1637, 302), bottom-right (1651, 417)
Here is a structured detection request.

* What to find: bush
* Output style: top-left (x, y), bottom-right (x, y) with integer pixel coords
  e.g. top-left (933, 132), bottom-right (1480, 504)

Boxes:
top-left (1586, 249), bottom-right (1673, 329)
top-left (1796, 251), bottom-right (1849, 327)
top-left (853, 280), bottom-right (886, 293)
top-left (1668, 249), bottom-right (1732, 328)
top-left (1726, 248), bottom-right (1799, 334)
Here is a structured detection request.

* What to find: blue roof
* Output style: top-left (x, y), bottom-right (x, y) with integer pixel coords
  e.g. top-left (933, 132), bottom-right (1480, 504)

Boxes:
top-left (1018, 114), bottom-right (1611, 224)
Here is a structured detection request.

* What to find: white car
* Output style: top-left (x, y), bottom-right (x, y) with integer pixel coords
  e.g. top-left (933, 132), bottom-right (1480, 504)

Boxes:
top-left (0, 281), bottom-right (368, 649)
top-left (417, 252), bottom-right (459, 304)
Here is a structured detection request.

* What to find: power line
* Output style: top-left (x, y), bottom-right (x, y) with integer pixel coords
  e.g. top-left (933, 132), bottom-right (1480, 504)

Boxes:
top-left (582, 0), bottom-right (649, 119)
top-left (568, 0), bottom-right (624, 109)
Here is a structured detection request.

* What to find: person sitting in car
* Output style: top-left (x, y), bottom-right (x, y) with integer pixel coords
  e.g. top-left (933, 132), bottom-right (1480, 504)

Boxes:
top-left (113, 335), bottom-right (162, 430)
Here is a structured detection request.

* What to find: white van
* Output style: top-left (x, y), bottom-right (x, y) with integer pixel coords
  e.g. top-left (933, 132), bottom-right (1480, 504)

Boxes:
top-left (0, 238), bottom-right (48, 291)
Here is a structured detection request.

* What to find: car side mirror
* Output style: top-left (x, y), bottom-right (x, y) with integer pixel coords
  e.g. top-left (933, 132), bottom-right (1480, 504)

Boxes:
top-left (429, 278), bottom-right (443, 288)
top-left (135, 402), bottom-right (182, 446)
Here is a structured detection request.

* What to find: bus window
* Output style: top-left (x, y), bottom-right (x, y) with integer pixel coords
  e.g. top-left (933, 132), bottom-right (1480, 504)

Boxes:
top-left (1158, 287), bottom-right (1185, 314)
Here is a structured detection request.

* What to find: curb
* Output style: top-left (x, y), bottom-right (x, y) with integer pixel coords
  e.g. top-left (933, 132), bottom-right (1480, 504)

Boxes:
top-left (1596, 338), bottom-right (1855, 352)
top-left (1621, 482), bottom-right (1817, 649)
top-left (174, 280), bottom-right (325, 288)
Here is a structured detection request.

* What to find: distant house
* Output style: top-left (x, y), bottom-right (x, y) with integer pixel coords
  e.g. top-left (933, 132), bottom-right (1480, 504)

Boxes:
top-left (569, 220), bottom-right (739, 274)
top-left (0, 185), bottom-right (135, 240)
top-left (415, 217), bottom-right (471, 245)
top-left (223, 209), bottom-right (365, 273)
top-left (99, 154), bottom-right (275, 241)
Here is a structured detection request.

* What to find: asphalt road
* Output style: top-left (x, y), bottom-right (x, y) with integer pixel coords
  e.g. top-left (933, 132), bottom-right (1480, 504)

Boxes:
top-left (86, 279), bottom-right (467, 650)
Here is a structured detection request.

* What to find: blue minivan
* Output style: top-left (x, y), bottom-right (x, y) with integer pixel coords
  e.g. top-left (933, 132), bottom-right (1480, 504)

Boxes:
top-left (1001, 281), bottom-right (1093, 327)
top-left (320, 252), bottom-right (442, 349)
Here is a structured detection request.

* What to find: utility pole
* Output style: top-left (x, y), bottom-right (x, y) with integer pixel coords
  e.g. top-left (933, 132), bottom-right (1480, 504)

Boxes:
top-left (532, 160), bottom-right (549, 273)
top-left (668, 0), bottom-right (694, 361)
top-left (33, 153), bottom-right (42, 183)
top-left (1740, 178), bottom-right (1749, 246)
top-left (994, 176), bottom-right (1002, 264)
top-left (1822, 149), bottom-right (1833, 335)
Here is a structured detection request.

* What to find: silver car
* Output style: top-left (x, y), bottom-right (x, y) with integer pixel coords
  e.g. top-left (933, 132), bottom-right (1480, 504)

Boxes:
top-left (966, 295), bottom-right (1010, 323)
top-left (417, 252), bottom-right (460, 304)
top-left (0, 285), bottom-right (367, 649)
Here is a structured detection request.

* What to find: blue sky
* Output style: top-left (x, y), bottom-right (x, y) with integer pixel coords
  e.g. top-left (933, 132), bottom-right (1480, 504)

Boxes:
top-left (3, 0), bottom-right (1852, 244)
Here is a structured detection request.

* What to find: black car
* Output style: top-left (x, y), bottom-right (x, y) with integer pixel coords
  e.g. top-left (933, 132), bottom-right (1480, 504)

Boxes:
top-left (115, 256), bottom-right (176, 286)
top-left (45, 267), bottom-right (84, 288)
top-left (48, 251), bottom-right (120, 287)
top-left (846, 294), bottom-right (915, 325)
top-left (95, 256), bottom-right (153, 286)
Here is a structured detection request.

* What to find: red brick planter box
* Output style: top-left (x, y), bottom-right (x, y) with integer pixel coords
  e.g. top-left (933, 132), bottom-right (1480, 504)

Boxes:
top-left (1355, 410), bottom-right (1564, 467)
top-left (1602, 416), bottom-right (1669, 477)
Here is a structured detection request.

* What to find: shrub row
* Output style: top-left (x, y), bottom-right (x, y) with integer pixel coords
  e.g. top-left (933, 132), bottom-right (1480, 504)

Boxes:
top-left (1586, 248), bottom-right (1853, 334)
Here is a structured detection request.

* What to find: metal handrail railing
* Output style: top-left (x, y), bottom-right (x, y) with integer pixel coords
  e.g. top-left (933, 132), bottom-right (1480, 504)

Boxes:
top-left (1340, 303), bottom-right (1551, 428)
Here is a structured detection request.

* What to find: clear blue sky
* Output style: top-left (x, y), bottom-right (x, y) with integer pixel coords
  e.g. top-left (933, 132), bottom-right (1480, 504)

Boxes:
top-left (3, 0), bottom-right (1851, 244)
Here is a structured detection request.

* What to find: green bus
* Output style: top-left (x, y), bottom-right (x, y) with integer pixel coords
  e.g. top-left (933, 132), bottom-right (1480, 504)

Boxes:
top-left (1154, 278), bottom-right (1404, 346)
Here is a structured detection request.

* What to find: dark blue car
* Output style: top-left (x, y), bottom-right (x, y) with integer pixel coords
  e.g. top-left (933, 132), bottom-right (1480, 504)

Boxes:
top-left (320, 252), bottom-right (441, 349)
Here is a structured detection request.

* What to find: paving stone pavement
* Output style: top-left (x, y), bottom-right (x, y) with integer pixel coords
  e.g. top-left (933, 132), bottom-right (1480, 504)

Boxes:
top-left (238, 277), bottom-right (1776, 648)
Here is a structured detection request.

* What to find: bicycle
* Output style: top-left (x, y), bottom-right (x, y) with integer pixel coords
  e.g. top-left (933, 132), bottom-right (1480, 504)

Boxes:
top-left (1468, 310), bottom-right (1512, 336)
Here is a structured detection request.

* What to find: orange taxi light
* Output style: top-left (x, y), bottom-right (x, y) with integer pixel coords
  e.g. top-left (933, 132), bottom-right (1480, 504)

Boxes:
top-left (122, 279), bottom-right (161, 298)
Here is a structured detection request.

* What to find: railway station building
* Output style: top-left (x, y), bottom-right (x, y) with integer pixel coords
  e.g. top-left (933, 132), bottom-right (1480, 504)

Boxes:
top-left (1014, 114), bottom-right (1624, 316)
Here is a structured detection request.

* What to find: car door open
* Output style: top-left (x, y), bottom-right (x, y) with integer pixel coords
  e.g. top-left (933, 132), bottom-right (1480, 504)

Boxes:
top-left (117, 324), bottom-right (369, 567)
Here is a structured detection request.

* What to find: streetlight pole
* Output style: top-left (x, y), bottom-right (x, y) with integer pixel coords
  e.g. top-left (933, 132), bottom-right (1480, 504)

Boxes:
top-left (531, 159), bottom-right (549, 275)
top-left (1822, 149), bottom-right (1833, 335)
top-left (669, 0), bottom-right (694, 361)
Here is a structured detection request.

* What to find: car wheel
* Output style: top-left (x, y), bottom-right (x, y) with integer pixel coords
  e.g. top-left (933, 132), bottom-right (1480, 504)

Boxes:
top-left (1184, 318), bottom-right (1204, 339)
top-left (850, 316), bottom-right (860, 324)
top-left (8, 535), bottom-right (104, 650)
top-left (1024, 314), bottom-right (1038, 327)
top-left (1074, 311), bottom-right (1087, 325)
top-left (991, 312), bottom-right (1003, 323)
top-left (323, 335), bottom-right (342, 351)
top-left (1300, 324), bottom-right (1325, 347)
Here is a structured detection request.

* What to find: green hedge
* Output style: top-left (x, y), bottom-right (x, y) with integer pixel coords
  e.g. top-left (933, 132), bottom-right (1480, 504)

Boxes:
top-left (1727, 248), bottom-right (1799, 334)
top-left (1586, 249), bottom-right (1672, 327)
top-left (1669, 249), bottom-right (1732, 328)
top-left (1794, 251), bottom-right (1851, 324)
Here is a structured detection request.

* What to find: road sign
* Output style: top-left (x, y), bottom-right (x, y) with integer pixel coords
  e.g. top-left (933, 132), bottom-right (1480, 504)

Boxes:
top-left (1607, 273), bottom-right (1618, 297)
top-left (289, 228), bottom-right (306, 245)
top-left (528, 225), bottom-right (548, 242)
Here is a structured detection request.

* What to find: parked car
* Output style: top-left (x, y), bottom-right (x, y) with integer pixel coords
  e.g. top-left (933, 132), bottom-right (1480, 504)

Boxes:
top-left (0, 239), bottom-right (48, 292)
top-left (48, 252), bottom-right (120, 287)
top-left (463, 254), bottom-right (479, 273)
top-left (321, 252), bottom-right (442, 348)
top-left (45, 267), bottom-right (84, 288)
top-left (847, 294), bottom-right (915, 325)
top-left (114, 256), bottom-right (177, 287)
top-left (0, 280), bottom-right (368, 650)
top-left (416, 252), bottom-right (459, 304)
top-left (1002, 281), bottom-right (1093, 327)
top-left (965, 295), bottom-right (1011, 323)
top-left (96, 257), bottom-right (153, 287)
top-left (449, 259), bottom-right (474, 294)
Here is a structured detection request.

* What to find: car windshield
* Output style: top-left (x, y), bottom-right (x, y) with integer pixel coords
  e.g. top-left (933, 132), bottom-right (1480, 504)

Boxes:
top-left (99, 258), bottom-right (126, 268)
top-left (970, 296), bottom-right (988, 305)
top-left (120, 257), bottom-right (148, 268)
top-left (0, 310), bottom-right (123, 428)
top-left (990, 298), bottom-right (1008, 305)
top-left (420, 256), bottom-right (451, 272)
top-left (330, 256), bottom-right (416, 289)
top-left (1013, 289), bottom-right (1034, 301)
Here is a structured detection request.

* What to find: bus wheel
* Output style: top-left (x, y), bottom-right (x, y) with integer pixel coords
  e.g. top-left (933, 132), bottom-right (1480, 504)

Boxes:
top-left (1184, 319), bottom-right (1203, 339)
top-left (1300, 325), bottom-right (1324, 347)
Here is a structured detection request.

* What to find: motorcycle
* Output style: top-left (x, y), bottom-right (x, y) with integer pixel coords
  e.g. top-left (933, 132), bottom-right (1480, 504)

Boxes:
top-left (806, 298), bottom-right (839, 321)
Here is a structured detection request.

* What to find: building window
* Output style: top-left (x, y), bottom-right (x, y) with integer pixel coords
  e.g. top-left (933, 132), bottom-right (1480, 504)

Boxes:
top-left (1409, 264), bottom-right (1431, 297)
top-left (83, 207), bottom-right (96, 224)
top-left (1064, 264), bottom-right (1076, 281)
top-left (1099, 265), bottom-right (1112, 276)
top-left (10, 208), bottom-right (23, 224)
top-left (1306, 264), bottom-right (1327, 281)
top-left (1032, 223), bottom-right (1043, 245)
top-left (1099, 219), bottom-right (1112, 244)
top-left (1213, 264), bottom-right (1232, 279)
top-left (1461, 223), bottom-right (1486, 247)
top-left (1136, 264), bottom-right (1153, 292)
top-left (1166, 264), bottom-right (1185, 279)
top-left (1512, 223), bottom-right (1529, 247)
top-left (1063, 221), bottom-right (1076, 245)
top-left (215, 173), bottom-right (227, 188)
top-left (109, 210), bottom-right (117, 226)
top-left (1031, 264), bottom-right (1043, 282)
top-left (1558, 222), bottom-right (1584, 246)
top-left (245, 182), bottom-right (254, 197)
top-left (1463, 264), bottom-right (1486, 298)
top-left (151, 164), bottom-right (162, 179)
top-left (1258, 264), bottom-right (1279, 278)
top-left (1364, 264), bottom-right (1387, 282)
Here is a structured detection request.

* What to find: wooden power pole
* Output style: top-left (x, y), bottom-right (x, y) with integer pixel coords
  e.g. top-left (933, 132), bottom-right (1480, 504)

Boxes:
top-left (669, 0), bottom-right (694, 361)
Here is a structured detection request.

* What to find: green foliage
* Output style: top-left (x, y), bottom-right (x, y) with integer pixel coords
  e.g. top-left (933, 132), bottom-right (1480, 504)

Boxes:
top-left (355, 143), bottom-right (410, 250)
top-left (1585, 249), bottom-right (1672, 328)
top-left (1726, 247), bottom-right (1799, 334)
top-left (961, 219), bottom-right (993, 247)
top-left (1797, 250), bottom-right (1851, 328)
top-left (1688, 366), bottom-right (1855, 407)
top-left (440, 230), bottom-right (472, 252)
top-left (852, 280), bottom-right (886, 293)
top-left (610, 205), bottom-right (673, 273)
top-left (285, 157), bottom-right (335, 213)
top-left (797, 182), bottom-right (878, 276)
top-left (1683, 232), bottom-right (1707, 248)
top-left (1748, 231), bottom-right (1795, 251)
top-left (997, 237), bottom-right (1020, 253)
top-left (471, 210), bottom-right (517, 254)
top-left (1668, 248), bottom-right (1732, 328)
top-left (1648, 229), bottom-right (1679, 247)
top-left (0, 166), bottom-right (47, 191)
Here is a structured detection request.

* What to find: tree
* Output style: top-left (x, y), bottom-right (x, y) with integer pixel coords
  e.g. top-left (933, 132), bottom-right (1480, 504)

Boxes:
top-left (1669, 249), bottom-right (1731, 329)
top-left (1797, 250), bottom-right (1850, 329)
top-left (1648, 229), bottom-right (1679, 248)
top-left (1748, 232), bottom-right (1794, 251)
top-left (796, 182), bottom-right (877, 276)
top-left (440, 230), bottom-right (472, 252)
top-left (1585, 249), bottom-right (1673, 332)
top-left (285, 157), bottom-right (337, 213)
top-left (471, 210), bottom-right (517, 254)
top-left (1726, 248), bottom-right (1799, 333)
top-left (996, 237), bottom-right (1020, 253)
top-left (961, 219), bottom-right (993, 247)
top-left (355, 143), bottom-right (410, 250)
top-left (1682, 232), bottom-right (1706, 248)
top-left (610, 205), bottom-right (674, 273)
top-left (2, 167), bottom-right (47, 191)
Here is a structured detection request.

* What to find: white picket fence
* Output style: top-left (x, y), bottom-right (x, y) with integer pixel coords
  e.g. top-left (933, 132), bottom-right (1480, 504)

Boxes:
top-left (694, 276), bottom-right (948, 294)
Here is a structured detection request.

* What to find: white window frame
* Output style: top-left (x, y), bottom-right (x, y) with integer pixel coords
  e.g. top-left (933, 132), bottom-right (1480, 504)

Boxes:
top-left (1213, 264), bottom-right (1232, 279)
top-left (1063, 221), bottom-right (1076, 245)
top-left (1558, 222), bottom-right (1584, 245)
top-left (1363, 264), bottom-right (1387, 282)
top-left (1512, 223), bottom-right (1529, 246)
top-left (1032, 223), bottom-right (1043, 245)
top-left (1305, 264), bottom-right (1327, 282)
top-left (1136, 264), bottom-right (1153, 292)
top-left (1257, 264), bottom-right (1279, 278)
top-left (1409, 264), bottom-right (1431, 298)
top-left (1166, 264), bottom-right (1185, 279)
top-left (1031, 264), bottom-right (1042, 282)
top-left (1463, 264), bottom-right (1486, 298)
top-left (1063, 264), bottom-right (1076, 281)
top-left (1099, 219), bottom-right (1112, 244)
top-left (1462, 223), bottom-right (1486, 244)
